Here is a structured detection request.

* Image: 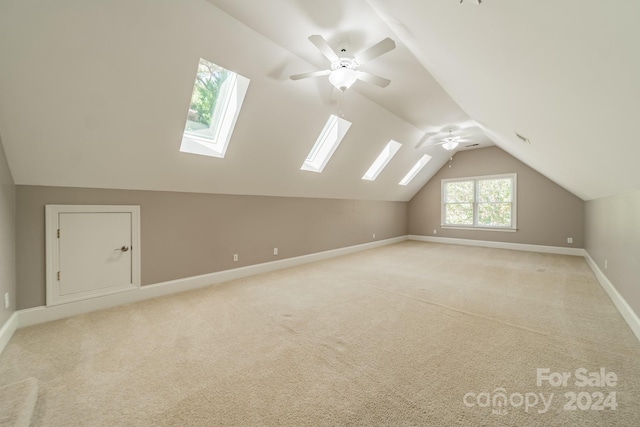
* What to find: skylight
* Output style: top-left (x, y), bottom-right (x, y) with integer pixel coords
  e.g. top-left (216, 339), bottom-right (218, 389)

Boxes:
top-left (180, 58), bottom-right (250, 158)
top-left (362, 140), bottom-right (402, 181)
top-left (301, 115), bottom-right (352, 173)
top-left (399, 154), bottom-right (432, 185)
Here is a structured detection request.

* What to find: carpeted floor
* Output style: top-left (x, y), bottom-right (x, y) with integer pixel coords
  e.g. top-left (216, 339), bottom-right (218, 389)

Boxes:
top-left (1, 241), bottom-right (639, 426)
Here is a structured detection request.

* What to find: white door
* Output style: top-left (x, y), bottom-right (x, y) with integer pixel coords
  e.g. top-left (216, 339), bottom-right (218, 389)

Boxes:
top-left (46, 205), bottom-right (141, 306)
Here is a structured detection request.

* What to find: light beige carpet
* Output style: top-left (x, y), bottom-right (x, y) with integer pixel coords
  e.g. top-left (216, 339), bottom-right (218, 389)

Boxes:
top-left (0, 378), bottom-right (38, 427)
top-left (1, 241), bottom-right (639, 426)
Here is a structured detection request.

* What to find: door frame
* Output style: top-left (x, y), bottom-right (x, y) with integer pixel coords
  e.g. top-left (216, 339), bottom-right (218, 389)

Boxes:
top-left (45, 205), bottom-right (141, 306)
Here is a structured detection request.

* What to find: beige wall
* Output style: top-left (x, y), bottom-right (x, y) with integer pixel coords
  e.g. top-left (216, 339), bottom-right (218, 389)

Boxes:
top-left (409, 147), bottom-right (584, 247)
top-left (0, 135), bottom-right (16, 327)
top-left (585, 191), bottom-right (640, 317)
top-left (16, 186), bottom-right (408, 309)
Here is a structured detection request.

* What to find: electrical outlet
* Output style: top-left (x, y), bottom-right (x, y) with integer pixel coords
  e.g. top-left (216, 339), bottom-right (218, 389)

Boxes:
top-left (4, 293), bottom-right (9, 309)
top-left (372, 233), bottom-right (376, 239)
top-left (433, 229), bottom-right (437, 235)
top-left (604, 259), bottom-right (608, 270)
top-left (567, 237), bottom-right (573, 244)
top-left (233, 254), bottom-right (238, 262)
top-left (273, 248), bottom-right (278, 256)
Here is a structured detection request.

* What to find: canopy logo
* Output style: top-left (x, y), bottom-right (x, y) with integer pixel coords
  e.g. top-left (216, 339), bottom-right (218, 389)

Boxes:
top-left (463, 388), bottom-right (552, 416)
top-left (463, 367), bottom-right (618, 416)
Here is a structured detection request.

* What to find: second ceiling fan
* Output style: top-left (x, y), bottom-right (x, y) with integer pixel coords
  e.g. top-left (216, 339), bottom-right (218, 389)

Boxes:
top-left (290, 35), bottom-right (396, 92)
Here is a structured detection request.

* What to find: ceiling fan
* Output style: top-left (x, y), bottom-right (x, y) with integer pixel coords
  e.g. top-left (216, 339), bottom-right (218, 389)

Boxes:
top-left (415, 127), bottom-right (476, 151)
top-left (437, 130), bottom-right (471, 151)
top-left (290, 35), bottom-right (396, 92)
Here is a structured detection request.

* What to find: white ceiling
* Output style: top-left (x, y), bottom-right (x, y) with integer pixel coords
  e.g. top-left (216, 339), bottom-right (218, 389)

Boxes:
top-left (366, 0), bottom-right (640, 200)
top-left (206, 0), bottom-right (474, 132)
top-left (0, 0), bottom-right (638, 201)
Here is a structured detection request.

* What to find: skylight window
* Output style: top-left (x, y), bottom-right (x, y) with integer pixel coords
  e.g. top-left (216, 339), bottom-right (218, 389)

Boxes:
top-left (301, 115), bottom-right (352, 173)
top-left (399, 154), bottom-right (432, 185)
top-left (180, 58), bottom-right (250, 158)
top-left (362, 140), bottom-right (402, 181)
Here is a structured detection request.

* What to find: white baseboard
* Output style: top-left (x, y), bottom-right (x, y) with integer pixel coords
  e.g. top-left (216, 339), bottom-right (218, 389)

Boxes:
top-left (17, 236), bottom-right (408, 328)
top-left (12, 235), bottom-right (639, 347)
top-left (584, 253), bottom-right (640, 342)
top-left (409, 235), bottom-right (638, 343)
top-left (408, 235), bottom-right (586, 256)
top-left (0, 312), bottom-right (18, 355)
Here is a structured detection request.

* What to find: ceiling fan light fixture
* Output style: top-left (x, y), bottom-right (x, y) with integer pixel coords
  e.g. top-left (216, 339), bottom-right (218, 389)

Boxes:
top-left (442, 139), bottom-right (459, 151)
top-left (440, 130), bottom-right (462, 151)
top-left (329, 67), bottom-right (357, 91)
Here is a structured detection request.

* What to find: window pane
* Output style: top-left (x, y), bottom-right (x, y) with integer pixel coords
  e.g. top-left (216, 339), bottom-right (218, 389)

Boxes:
top-left (478, 178), bottom-right (512, 203)
top-left (185, 58), bottom-right (231, 138)
top-left (478, 203), bottom-right (512, 227)
top-left (399, 154), bottom-right (432, 185)
top-left (363, 140), bottom-right (402, 181)
top-left (180, 57), bottom-right (250, 159)
top-left (301, 115), bottom-right (352, 173)
top-left (445, 181), bottom-right (474, 203)
top-left (445, 203), bottom-right (474, 225)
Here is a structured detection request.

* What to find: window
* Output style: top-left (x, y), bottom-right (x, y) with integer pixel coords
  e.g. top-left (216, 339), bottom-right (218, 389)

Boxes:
top-left (399, 154), bottom-right (432, 185)
top-left (362, 140), bottom-right (402, 181)
top-left (180, 58), bottom-right (250, 158)
top-left (301, 115), bottom-right (352, 173)
top-left (442, 173), bottom-right (517, 230)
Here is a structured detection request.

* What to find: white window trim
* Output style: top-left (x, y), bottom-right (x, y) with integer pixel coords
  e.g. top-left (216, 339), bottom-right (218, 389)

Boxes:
top-left (301, 115), bottom-right (352, 173)
top-left (399, 154), bottom-right (432, 186)
top-left (441, 173), bottom-right (517, 231)
top-left (362, 140), bottom-right (402, 181)
top-left (180, 62), bottom-right (250, 159)
top-left (440, 226), bottom-right (518, 233)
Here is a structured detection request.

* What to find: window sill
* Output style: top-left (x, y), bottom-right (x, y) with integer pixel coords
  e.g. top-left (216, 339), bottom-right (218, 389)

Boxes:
top-left (440, 226), bottom-right (517, 233)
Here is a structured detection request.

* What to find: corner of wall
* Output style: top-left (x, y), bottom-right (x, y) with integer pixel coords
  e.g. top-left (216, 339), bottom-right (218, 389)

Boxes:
top-left (0, 132), bottom-right (17, 339)
top-left (0, 312), bottom-right (17, 354)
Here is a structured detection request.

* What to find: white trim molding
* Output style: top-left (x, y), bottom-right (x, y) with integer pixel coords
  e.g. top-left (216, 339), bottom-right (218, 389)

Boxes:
top-left (409, 235), bottom-right (586, 256)
top-left (584, 253), bottom-right (640, 342)
top-left (0, 312), bottom-right (18, 355)
top-left (10, 235), bottom-right (639, 349)
top-left (17, 236), bottom-right (408, 328)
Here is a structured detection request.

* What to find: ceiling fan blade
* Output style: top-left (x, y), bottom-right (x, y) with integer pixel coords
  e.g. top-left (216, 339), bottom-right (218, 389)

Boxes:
top-left (355, 37), bottom-right (396, 64)
top-left (454, 132), bottom-right (474, 138)
top-left (415, 132), bottom-right (440, 149)
top-left (308, 35), bottom-right (339, 62)
top-left (356, 71), bottom-right (391, 88)
top-left (289, 69), bottom-right (331, 80)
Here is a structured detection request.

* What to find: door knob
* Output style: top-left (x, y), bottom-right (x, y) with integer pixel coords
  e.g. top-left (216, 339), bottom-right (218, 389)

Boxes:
top-left (116, 246), bottom-right (129, 252)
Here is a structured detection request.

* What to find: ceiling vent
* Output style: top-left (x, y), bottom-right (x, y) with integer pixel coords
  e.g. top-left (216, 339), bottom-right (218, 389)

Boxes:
top-left (515, 132), bottom-right (531, 144)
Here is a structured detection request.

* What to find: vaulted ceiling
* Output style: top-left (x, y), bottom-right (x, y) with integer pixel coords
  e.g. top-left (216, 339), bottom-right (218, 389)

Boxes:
top-left (0, 0), bottom-right (638, 202)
